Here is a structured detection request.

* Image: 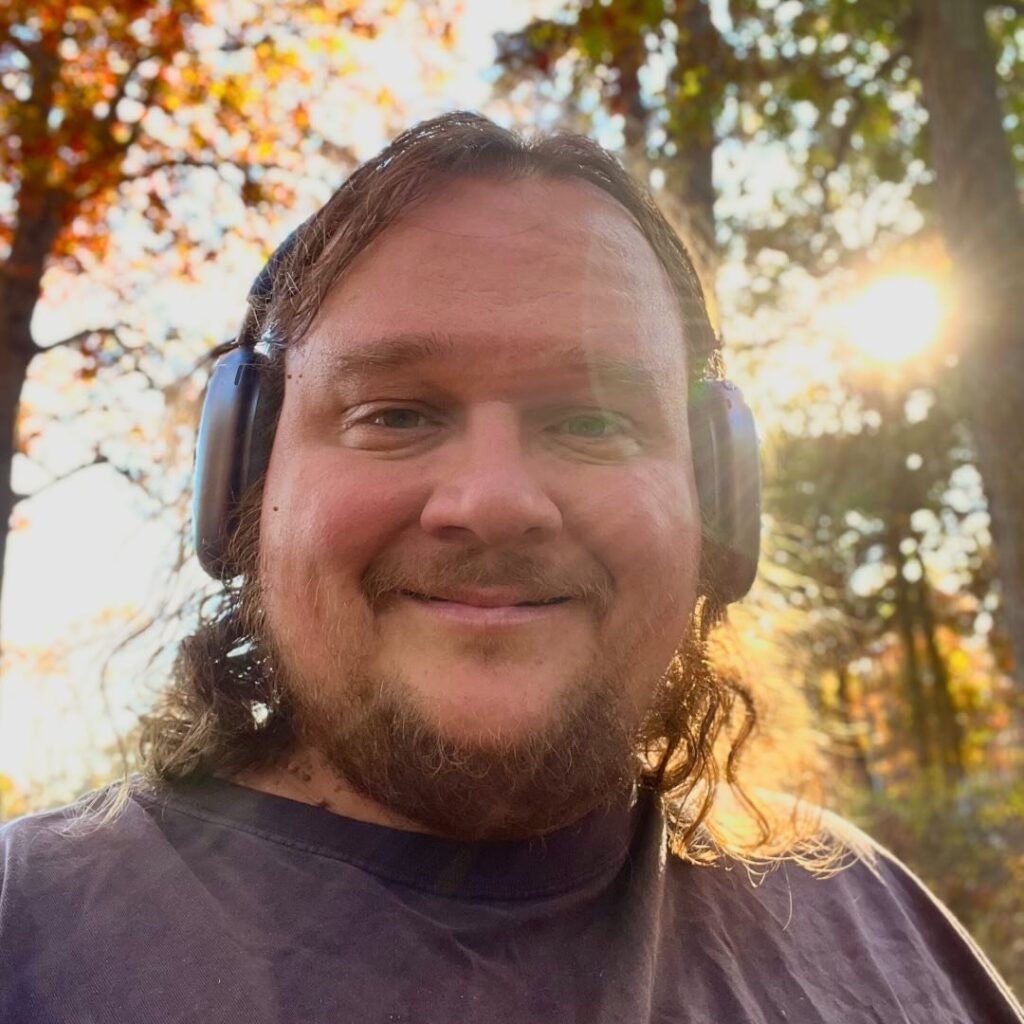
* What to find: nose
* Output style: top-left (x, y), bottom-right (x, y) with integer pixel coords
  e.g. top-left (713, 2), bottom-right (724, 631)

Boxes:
top-left (419, 404), bottom-right (563, 545)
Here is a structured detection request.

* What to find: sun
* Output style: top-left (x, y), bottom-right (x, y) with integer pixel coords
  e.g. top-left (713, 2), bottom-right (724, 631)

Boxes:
top-left (833, 274), bottom-right (947, 364)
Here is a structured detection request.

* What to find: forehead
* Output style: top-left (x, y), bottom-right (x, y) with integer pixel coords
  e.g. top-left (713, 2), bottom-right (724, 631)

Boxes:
top-left (296, 177), bottom-right (686, 387)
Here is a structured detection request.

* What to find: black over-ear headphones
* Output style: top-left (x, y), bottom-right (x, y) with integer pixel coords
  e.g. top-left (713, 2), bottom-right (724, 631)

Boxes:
top-left (193, 226), bottom-right (762, 602)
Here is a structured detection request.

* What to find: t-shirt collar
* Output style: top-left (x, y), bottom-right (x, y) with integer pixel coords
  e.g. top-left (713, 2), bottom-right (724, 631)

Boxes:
top-left (149, 776), bottom-right (652, 900)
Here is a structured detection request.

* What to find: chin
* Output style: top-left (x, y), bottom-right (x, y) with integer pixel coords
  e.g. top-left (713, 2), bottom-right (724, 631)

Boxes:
top-left (280, 641), bottom-right (650, 841)
top-left (395, 661), bottom-right (592, 740)
top-left (422, 703), bottom-right (564, 749)
top-left (273, 596), bottom-right (661, 839)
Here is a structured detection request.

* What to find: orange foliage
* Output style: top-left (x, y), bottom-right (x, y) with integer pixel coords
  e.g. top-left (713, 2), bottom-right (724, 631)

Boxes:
top-left (0, 0), bottom-right (416, 268)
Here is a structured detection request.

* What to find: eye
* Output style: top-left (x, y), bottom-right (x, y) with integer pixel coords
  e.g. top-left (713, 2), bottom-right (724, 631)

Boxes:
top-left (555, 412), bottom-right (630, 440)
top-left (364, 407), bottom-right (432, 429)
top-left (339, 405), bottom-right (440, 451)
top-left (546, 411), bottom-right (642, 459)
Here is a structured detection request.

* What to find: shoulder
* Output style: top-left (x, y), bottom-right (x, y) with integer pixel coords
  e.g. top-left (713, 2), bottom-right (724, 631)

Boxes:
top-left (667, 799), bottom-right (959, 935)
top-left (661, 801), bottom-right (1023, 1021)
top-left (0, 782), bottom-right (239, 1021)
top-left (0, 782), bottom-right (162, 893)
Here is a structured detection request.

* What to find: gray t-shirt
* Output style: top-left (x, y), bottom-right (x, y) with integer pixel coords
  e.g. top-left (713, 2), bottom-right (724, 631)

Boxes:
top-left (1, 778), bottom-right (1020, 1023)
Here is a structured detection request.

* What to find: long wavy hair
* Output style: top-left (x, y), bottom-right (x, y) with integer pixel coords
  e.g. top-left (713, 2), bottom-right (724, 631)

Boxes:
top-left (134, 112), bottom-right (846, 866)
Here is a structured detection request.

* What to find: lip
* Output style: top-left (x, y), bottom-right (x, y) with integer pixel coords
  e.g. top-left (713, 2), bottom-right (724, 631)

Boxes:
top-left (396, 591), bottom-right (575, 627)
top-left (402, 586), bottom-right (568, 608)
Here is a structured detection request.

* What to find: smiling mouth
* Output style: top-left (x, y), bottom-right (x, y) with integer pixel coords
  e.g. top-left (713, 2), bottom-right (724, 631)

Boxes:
top-left (400, 591), bottom-right (572, 608)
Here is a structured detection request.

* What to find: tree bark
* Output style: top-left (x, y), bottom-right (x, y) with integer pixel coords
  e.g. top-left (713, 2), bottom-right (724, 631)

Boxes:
top-left (0, 31), bottom-right (65, 651)
top-left (675, 5), bottom-right (719, 243)
top-left (908, 0), bottom-right (1024, 686)
top-left (0, 337), bottom-right (32, 628)
top-left (889, 529), bottom-right (935, 770)
top-left (0, 192), bottom-right (62, 629)
top-left (915, 571), bottom-right (966, 785)
top-left (608, 1), bottom-right (720, 331)
top-left (664, 0), bottom-right (722, 308)
top-left (835, 661), bottom-right (879, 792)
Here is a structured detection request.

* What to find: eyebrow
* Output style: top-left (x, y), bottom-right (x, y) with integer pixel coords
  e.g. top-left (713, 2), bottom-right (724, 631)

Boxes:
top-left (317, 332), bottom-right (457, 376)
top-left (315, 332), bottom-right (669, 397)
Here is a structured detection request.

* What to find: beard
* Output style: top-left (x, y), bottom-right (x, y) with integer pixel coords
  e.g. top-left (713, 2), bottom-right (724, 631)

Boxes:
top-left (248, 543), bottom-right (680, 841)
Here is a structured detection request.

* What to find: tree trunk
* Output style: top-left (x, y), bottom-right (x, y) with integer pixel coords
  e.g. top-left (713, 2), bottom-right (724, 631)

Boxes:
top-left (0, 336), bottom-right (32, 627)
top-left (914, 571), bottom-right (965, 785)
top-left (0, 192), bottom-right (62, 636)
top-left (835, 662), bottom-right (879, 793)
top-left (675, 4), bottom-right (719, 239)
top-left (889, 529), bottom-right (935, 771)
top-left (663, 0), bottom-right (722, 308)
top-left (608, 1), bottom-right (720, 335)
top-left (908, 0), bottom-right (1024, 686)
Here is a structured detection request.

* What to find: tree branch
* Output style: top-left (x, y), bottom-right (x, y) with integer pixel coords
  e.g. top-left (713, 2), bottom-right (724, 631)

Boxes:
top-left (0, 28), bottom-right (34, 63)
top-left (125, 156), bottom-right (224, 178)
top-left (116, 69), bottom-right (164, 154)
top-left (828, 42), bottom-right (912, 176)
top-left (13, 452), bottom-right (109, 504)
top-left (114, 155), bottom-right (285, 189)
top-left (33, 324), bottom-right (130, 357)
top-left (727, 333), bottom-right (794, 355)
top-left (165, 337), bottom-right (235, 386)
top-left (102, 52), bottom-right (153, 127)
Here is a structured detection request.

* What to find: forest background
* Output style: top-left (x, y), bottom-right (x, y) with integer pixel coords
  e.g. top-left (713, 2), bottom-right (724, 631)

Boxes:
top-left (1, 0), bottom-right (1022, 994)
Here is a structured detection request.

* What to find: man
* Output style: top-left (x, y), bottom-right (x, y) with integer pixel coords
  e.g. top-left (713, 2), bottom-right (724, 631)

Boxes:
top-left (1, 112), bottom-right (1020, 1023)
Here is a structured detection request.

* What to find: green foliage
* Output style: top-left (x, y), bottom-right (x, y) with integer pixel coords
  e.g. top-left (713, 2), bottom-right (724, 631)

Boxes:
top-left (496, 0), bottom-right (945, 274)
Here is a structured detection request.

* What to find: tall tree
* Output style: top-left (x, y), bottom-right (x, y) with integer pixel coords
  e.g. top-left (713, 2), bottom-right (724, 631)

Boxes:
top-left (906, 0), bottom-right (1024, 690)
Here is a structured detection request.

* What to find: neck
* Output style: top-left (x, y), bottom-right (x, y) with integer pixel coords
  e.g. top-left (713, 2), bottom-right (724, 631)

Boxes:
top-left (231, 747), bottom-right (436, 835)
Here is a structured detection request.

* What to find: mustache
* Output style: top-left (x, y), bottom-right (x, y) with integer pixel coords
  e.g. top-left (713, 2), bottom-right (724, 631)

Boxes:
top-left (361, 547), bottom-right (616, 616)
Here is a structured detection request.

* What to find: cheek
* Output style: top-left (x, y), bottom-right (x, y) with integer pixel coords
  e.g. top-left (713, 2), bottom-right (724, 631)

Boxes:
top-left (259, 452), bottom-right (422, 615)
top-left (584, 467), bottom-right (700, 628)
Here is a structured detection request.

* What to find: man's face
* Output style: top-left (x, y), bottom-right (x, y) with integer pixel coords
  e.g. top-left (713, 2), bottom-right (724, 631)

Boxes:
top-left (258, 177), bottom-right (702, 838)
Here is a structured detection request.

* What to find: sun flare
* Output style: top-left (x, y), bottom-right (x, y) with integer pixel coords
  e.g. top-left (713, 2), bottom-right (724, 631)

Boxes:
top-left (833, 274), bottom-right (946, 364)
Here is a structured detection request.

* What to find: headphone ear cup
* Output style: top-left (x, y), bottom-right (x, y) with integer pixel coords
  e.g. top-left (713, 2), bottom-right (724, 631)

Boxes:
top-left (690, 380), bottom-right (762, 604)
top-left (193, 348), bottom-right (271, 579)
top-left (237, 351), bottom-right (276, 499)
